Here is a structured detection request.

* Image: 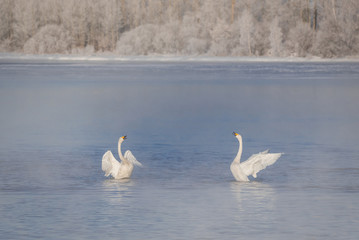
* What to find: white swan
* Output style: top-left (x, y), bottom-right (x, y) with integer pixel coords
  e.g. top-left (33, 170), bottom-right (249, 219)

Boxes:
top-left (230, 132), bottom-right (282, 181)
top-left (102, 136), bottom-right (142, 179)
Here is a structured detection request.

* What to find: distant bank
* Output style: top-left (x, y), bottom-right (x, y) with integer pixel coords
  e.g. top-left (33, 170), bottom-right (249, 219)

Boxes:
top-left (1, 53), bottom-right (359, 63)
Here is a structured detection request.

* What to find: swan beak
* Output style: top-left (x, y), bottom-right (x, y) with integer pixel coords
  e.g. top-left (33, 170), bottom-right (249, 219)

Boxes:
top-left (122, 135), bottom-right (127, 140)
top-left (233, 132), bottom-right (239, 136)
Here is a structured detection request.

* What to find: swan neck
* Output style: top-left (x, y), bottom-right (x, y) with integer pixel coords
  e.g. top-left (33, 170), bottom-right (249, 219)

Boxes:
top-left (118, 140), bottom-right (125, 161)
top-left (234, 136), bottom-right (243, 163)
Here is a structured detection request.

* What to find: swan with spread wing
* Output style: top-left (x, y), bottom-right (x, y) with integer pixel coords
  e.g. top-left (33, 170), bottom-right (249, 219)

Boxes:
top-left (102, 136), bottom-right (142, 179)
top-left (230, 132), bottom-right (282, 181)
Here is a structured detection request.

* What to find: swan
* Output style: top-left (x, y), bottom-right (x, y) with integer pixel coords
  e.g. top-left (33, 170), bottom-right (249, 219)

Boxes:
top-left (102, 136), bottom-right (142, 179)
top-left (230, 132), bottom-right (282, 181)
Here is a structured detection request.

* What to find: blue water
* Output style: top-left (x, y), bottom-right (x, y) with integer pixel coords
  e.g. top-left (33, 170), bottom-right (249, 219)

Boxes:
top-left (1, 60), bottom-right (359, 239)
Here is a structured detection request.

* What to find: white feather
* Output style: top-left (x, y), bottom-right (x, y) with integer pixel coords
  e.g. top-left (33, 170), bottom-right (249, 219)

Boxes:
top-left (124, 150), bottom-right (142, 167)
top-left (102, 150), bottom-right (121, 177)
top-left (241, 151), bottom-right (282, 178)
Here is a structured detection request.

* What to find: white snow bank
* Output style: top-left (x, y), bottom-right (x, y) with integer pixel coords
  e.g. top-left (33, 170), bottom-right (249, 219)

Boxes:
top-left (0, 53), bottom-right (358, 62)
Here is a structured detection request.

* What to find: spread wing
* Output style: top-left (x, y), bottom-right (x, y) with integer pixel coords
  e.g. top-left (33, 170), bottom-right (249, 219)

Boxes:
top-left (241, 150), bottom-right (282, 178)
top-left (124, 150), bottom-right (142, 167)
top-left (102, 150), bottom-right (121, 177)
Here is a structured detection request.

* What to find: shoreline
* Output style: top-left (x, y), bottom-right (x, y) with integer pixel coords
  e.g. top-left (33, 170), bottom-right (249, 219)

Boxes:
top-left (1, 52), bottom-right (359, 63)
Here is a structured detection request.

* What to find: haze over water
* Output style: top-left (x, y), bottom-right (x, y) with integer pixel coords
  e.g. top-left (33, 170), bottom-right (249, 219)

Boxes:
top-left (0, 60), bottom-right (359, 239)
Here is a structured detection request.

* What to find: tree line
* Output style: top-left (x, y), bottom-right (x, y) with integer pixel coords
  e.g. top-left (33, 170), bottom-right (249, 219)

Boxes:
top-left (0, 0), bottom-right (358, 58)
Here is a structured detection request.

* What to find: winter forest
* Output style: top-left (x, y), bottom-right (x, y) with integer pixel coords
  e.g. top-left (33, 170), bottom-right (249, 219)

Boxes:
top-left (0, 0), bottom-right (358, 58)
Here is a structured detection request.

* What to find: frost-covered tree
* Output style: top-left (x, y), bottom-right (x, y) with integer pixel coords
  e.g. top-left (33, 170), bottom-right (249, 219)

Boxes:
top-left (125, 0), bottom-right (147, 28)
top-left (23, 25), bottom-right (71, 54)
top-left (287, 23), bottom-right (314, 57)
top-left (0, 0), bottom-right (358, 57)
top-left (238, 8), bottom-right (255, 56)
top-left (208, 19), bottom-right (231, 56)
top-left (269, 17), bottom-right (283, 56)
top-left (314, 0), bottom-right (359, 57)
top-left (197, 1), bottom-right (220, 39)
top-left (62, 0), bottom-right (88, 49)
top-left (116, 24), bottom-right (156, 55)
top-left (0, 0), bottom-right (14, 51)
top-left (145, 0), bottom-right (165, 25)
top-left (153, 21), bottom-right (182, 54)
top-left (38, 0), bottom-right (62, 26)
top-left (279, 0), bottom-right (310, 45)
top-left (12, 0), bottom-right (41, 49)
top-left (180, 14), bottom-right (208, 55)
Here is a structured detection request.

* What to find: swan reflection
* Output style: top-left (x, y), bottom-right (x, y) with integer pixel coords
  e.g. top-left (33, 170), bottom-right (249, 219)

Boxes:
top-left (230, 181), bottom-right (276, 213)
top-left (102, 179), bottom-right (135, 203)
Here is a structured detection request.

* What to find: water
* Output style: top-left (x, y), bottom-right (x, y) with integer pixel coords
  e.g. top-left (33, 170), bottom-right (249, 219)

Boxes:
top-left (0, 60), bottom-right (359, 239)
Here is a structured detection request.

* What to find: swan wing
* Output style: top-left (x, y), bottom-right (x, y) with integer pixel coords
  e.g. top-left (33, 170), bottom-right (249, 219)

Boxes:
top-left (124, 150), bottom-right (142, 167)
top-left (102, 150), bottom-right (121, 177)
top-left (241, 151), bottom-right (282, 178)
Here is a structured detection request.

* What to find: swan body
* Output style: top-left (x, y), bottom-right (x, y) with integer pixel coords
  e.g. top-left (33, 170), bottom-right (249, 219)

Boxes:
top-left (102, 136), bottom-right (142, 179)
top-left (230, 132), bottom-right (282, 181)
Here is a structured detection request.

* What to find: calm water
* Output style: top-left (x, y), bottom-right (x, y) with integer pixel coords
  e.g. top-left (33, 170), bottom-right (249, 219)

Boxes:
top-left (1, 60), bottom-right (359, 239)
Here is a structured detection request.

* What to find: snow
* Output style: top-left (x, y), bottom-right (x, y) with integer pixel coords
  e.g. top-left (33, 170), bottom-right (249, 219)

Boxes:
top-left (1, 53), bottom-right (358, 63)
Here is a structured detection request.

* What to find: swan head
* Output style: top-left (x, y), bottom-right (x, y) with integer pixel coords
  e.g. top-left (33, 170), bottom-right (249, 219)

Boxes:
top-left (233, 132), bottom-right (242, 140)
top-left (119, 135), bottom-right (127, 142)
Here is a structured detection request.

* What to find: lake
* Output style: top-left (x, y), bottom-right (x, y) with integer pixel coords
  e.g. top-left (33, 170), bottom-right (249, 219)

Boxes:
top-left (0, 59), bottom-right (359, 239)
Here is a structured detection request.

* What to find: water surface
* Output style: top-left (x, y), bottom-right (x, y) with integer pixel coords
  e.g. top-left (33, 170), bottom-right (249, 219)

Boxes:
top-left (0, 60), bottom-right (359, 239)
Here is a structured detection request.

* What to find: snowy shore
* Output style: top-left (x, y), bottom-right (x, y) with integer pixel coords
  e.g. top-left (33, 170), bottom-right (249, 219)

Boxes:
top-left (1, 53), bottom-right (359, 63)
